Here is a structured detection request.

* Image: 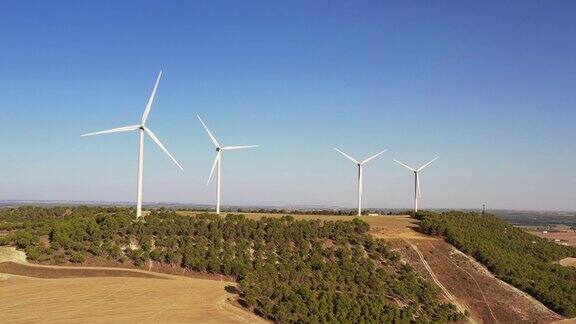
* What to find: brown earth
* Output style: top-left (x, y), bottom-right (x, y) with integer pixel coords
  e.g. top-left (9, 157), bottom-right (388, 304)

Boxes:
top-left (31, 255), bottom-right (237, 283)
top-left (0, 261), bottom-right (164, 279)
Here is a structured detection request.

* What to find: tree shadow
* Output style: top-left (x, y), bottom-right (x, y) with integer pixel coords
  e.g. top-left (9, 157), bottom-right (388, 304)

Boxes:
top-left (224, 285), bottom-right (240, 294)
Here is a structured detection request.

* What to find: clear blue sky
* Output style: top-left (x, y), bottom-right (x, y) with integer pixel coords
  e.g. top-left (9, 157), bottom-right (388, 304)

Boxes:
top-left (0, 1), bottom-right (574, 211)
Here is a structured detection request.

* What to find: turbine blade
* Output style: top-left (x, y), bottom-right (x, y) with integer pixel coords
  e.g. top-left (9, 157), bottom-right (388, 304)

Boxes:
top-left (393, 159), bottom-right (416, 172)
top-left (81, 125), bottom-right (139, 137)
top-left (207, 152), bottom-right (221, 185)
top-left (141, 70), bottom-right (163, 124)
top-left (417, 156), bottom-right (439, 172)
top-left (417, 174), bottom-right (422, 198)
top-left (334, 148), bottom-right (359, 164)
top-left (361, 149), bottom-right (388, 164)
top-left (144, 127), bottom-right (183, 170)
top-left (221, 145), bottom-right (259, 150)
top-left (197, 115), bottom-right (221, 148)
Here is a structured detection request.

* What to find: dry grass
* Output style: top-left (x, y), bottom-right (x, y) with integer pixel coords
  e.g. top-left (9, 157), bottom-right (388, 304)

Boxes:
top-left (0, 267), bottom-right (265, 324)
top-left (0, 246), bottom-right (263, 324)
top-left (0, 246), bottom-right (27, 264)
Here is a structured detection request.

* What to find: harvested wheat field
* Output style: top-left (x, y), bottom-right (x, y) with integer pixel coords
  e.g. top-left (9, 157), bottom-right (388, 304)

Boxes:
top-left (0, 262), bottom-right (265, 324)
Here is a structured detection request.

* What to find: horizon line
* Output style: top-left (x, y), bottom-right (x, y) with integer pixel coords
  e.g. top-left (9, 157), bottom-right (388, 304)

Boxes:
top-left (0, 199), bottom-right (574, 214)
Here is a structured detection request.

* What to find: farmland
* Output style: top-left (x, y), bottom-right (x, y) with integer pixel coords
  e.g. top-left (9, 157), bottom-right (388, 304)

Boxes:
top-left (0, 261), bottom-right (264, 323)
top-left (0, 207), bottom-right (465, 323)
top-left (1, 207), bottom-right (572, 323)
top-left (527, 230), bottom-right (576, 247)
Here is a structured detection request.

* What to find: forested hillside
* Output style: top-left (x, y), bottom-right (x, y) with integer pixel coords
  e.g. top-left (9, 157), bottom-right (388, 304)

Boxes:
top-left (417, 211), bottom-right (576, 317)
top-left (0, 206), bottom-right (465, 323)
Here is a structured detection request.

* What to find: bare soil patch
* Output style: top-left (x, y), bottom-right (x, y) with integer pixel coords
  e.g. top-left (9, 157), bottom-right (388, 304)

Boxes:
top-left (559, 257), bottom-right (576, 267)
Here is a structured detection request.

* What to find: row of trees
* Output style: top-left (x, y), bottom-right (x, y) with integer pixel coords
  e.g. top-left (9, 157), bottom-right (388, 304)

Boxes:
top-left (417, 210), bottom-right (576, 317)
top-left (0, 206), bottom-right (466, 323)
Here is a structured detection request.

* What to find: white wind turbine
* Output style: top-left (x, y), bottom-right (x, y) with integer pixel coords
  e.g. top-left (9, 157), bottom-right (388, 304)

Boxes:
top-left (334, 148), bottom-right (388, 216)
top-left (81, 70), bottom-right (183, 219)
top-left (393, 157), bottom-right (438, 213)
top-left (197, 115), bottom-right (258, 215)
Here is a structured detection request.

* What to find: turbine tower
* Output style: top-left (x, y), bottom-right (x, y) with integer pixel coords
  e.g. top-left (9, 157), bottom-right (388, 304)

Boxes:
top-left (393, 157), bottom-right (438, 213)
top-left (197, 115), bottom-right (258, 215)
top-left (82, 70), bottom-right (183, 219)
top-left (334, 148), bottom-right (387, 216)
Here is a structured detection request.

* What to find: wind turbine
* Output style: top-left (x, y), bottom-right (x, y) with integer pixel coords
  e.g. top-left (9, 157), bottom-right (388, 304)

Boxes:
top-left (393, 157), bottom-right (438, 213)
top-left (334, 148), bottom-right (387, 216)
top-left (197, 115), bottom-right (258, 215)
top-left (81, 70), bottom-right (183, 219)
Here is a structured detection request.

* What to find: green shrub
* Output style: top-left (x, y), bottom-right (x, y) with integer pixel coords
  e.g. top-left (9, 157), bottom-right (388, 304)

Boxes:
top-left (14, 230), bottom-right (37, 249)
top-left (25, 245), bottom-right (42, 261)
top-left (70, 252), bottom-right (86, 263)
